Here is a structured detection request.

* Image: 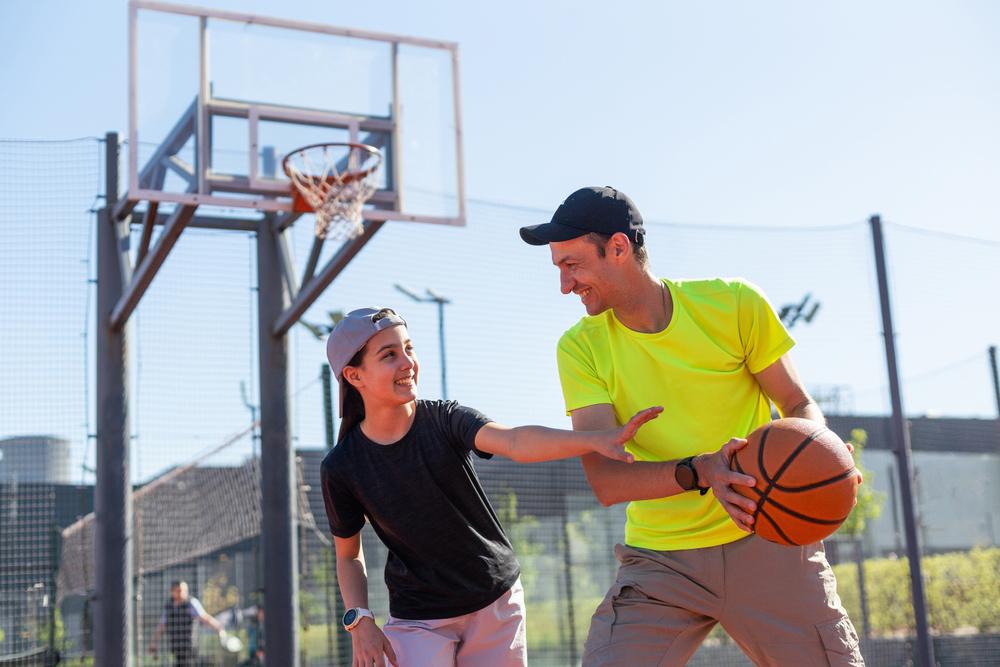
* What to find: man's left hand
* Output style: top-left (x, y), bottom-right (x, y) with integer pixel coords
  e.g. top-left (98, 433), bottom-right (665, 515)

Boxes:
top-left (694, 439), bottom-right (758, 532)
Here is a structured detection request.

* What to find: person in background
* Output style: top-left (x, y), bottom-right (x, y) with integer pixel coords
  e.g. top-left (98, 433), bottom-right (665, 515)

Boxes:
top-left (148, 580), bottom-right (225, 666)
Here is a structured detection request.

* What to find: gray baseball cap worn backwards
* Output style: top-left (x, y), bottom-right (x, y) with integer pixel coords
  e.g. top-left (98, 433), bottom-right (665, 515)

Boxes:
top-left (326, 307), bottom-right (407, 414)
top-left (519, 185), bottom-right (645, 246)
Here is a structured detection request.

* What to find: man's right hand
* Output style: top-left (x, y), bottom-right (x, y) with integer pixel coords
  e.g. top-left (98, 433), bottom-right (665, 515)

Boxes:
top-left (147, 642), bottom-right (157, 657)
top-left (351, 616), bottom-right (398, 667)
top-left (694, 438), bottom-right (758, 532)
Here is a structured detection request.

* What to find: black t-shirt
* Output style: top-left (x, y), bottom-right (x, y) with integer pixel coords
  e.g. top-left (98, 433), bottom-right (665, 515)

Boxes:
top-left (320, 400), bottom-right (521, 620)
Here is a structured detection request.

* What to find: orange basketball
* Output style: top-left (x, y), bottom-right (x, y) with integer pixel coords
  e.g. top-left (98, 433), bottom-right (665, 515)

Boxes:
top-left (731, 418), bottom-right (859, 546)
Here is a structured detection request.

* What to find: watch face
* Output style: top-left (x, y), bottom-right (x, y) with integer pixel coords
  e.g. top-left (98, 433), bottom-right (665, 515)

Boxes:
top-left (675, 461), bottom-right (696, 490)
top-left (343, 609), bottom-right (358, 627)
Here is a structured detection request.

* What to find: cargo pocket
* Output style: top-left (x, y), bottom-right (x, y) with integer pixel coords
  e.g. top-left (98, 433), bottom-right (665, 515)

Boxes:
top-left (817, 615), bottom-right (864, 666)
top-left (582, 580), bottom-right (642, 660)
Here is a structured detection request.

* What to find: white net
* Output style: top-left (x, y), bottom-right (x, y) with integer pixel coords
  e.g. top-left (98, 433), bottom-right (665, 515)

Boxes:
top-left (283, 143), bottom-right (382, 242)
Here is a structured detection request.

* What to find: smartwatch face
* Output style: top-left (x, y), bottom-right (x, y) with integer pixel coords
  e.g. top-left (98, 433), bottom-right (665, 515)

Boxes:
top-left (675, 461), bottom-right (696, 490)
top-left (343, 609), bottom-right (358, 627)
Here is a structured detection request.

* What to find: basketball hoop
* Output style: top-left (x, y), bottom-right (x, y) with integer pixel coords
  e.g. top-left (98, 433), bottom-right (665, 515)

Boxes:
top-left (282, 142), bottom-right (383, 241)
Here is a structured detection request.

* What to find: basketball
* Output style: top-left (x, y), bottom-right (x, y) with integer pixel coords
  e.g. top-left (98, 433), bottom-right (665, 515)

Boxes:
top-left (731, 418), bottom-right (859, 546)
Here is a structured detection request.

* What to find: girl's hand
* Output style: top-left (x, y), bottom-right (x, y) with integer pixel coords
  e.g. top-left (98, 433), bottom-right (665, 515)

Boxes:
top-left (351, 617), bottom-right (397, 666)
top-left (592, 406), bottom-right (663, 462)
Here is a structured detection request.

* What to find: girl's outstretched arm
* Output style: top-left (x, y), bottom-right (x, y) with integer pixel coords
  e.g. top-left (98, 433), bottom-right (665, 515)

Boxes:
top-left (474, 406), bottom-right (662, 463)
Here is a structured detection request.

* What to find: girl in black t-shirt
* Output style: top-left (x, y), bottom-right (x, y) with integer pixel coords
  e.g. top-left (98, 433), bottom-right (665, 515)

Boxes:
top-left (321, 307), bottom-right (660, 667)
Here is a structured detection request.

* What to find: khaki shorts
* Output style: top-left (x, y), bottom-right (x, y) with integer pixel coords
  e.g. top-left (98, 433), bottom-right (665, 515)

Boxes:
top-left (583, 537), bottom-right (864, 667)
top-left (383, 579), bottom-right (527, 667)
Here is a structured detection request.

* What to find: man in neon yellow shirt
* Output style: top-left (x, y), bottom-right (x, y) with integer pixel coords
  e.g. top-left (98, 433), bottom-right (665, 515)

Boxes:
top-left (520, 186), bottom-right (864, 666)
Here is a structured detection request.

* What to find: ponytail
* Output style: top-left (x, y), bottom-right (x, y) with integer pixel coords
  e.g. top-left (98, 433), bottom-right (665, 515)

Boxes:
top-left (337, 382), bottom-right (365, 443)
top-left (336, 347), bottom-right (368, 444)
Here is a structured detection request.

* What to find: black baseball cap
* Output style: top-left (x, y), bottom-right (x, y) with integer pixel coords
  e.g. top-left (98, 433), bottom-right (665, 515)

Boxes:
top-left (519, 186), bottom-right (644, 246)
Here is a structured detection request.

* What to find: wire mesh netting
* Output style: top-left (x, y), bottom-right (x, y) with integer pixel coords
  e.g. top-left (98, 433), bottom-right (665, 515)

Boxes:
top-left (1, 138), bottom-right (998, 666)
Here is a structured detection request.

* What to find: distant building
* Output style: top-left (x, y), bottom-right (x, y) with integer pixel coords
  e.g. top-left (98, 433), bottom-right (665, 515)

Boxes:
top-left (1, 480), bottom-right (92, 657)
top-left (0, 436), bottom-right (71, 484)
top-left (826, 415), bottom-right (1000, 556)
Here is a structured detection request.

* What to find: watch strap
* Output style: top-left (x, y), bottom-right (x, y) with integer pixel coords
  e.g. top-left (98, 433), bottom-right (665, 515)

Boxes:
top-left (678, 455), bottom-right (711, 495)
top-left (343, 607), bottom-right (375, 631)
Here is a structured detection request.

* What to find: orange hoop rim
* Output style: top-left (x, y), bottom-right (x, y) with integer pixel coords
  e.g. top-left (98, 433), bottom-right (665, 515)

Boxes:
top-left (281, 142), bottom-right (383, 184)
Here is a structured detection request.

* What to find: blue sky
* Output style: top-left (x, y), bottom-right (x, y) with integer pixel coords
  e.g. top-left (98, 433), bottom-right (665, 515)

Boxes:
top-left (2, 1), bottom-right (999, 480)
top-left (3, 1), bottom-right (1000, 237)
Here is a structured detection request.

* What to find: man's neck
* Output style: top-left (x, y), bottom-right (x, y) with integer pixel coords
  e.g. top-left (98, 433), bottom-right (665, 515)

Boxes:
top-left (612, 272), bottom-right (673, 334)
top-left (360, 400), bottom-right (418, 445)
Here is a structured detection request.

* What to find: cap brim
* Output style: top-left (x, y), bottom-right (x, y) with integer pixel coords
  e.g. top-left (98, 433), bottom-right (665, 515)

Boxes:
top-left (519, 222), bottom-right (589, 246)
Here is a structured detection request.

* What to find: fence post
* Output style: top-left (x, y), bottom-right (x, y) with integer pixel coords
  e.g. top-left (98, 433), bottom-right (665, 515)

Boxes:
top-left (95, 130), bottom-right (133, 667)
top-left (869, 215), bottom-right (935, 667)
top-left (988, 345), bottom-right (999, 418)
top-left (258, 213), bottom-right (299, 666)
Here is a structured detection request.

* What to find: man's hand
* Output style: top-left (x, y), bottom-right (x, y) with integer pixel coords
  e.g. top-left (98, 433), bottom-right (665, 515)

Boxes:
top-left (589, 407), bottom-right (663, 463)
top-left (845, 440), bottom-right (864, 493)
top-left (147, 642), bottom-right (158, 657)
top-left (694, 438), bottom-right (758, 532)
top-left (351, 617), bottom-right (398, 667)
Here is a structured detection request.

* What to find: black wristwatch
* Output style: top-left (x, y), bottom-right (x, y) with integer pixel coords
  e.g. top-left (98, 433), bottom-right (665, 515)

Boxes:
top-left (675, 456), bottom-right (710, 495)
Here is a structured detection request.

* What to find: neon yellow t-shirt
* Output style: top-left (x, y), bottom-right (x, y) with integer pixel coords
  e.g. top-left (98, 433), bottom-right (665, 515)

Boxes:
top-left (556, 277), bottom-right (795, 551)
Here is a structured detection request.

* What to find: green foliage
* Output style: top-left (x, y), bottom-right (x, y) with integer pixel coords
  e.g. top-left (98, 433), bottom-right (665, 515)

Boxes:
top-left (832, 547), bottom-right (1000, 635)
top-left (496, 492), bottom-right (542, 592)
top-left (299, 546), bottom-right (340, 624)
top-left (37, 607), bottom-right (64, 647)
top-left (836, 428), bottom-right (886, 538)
top-left (523, 596), bottom-right (604, 649)
top-left (200, 569), bottom-right (240, 614)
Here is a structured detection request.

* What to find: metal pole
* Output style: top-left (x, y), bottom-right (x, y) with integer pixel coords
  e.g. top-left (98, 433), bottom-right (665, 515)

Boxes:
top-left (560, 489), bottom-right (577, 665)
top-left (869, 215), bottom-right (935, 667)
top-left (989, 345), bottom-right (1000, 418)
top-left (437, 299), bottom-right (448, 400)
top-left (48, 516), bottom-right (60, 657)
top-left (258, 213), bottom-right (300, 666)
top-left (322, 364), bottom-right (336, 447)
top-left (393, 285), bottom-right (450, 400)
top-left (95, 131), bottom-right (133, 667)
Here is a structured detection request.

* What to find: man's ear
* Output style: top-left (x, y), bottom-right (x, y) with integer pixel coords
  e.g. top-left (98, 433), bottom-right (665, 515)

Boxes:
top-left (609, 232), bottom-right (631, 261)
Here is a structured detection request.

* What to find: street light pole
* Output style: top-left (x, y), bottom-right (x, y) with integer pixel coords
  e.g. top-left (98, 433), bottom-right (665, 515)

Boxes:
top-left (394, 284), bottom-right (451, 400)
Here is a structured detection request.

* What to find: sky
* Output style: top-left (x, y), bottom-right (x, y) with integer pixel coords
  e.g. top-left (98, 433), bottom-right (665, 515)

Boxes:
top-left (3, 1), bottom-right (1000, 237)
top-left (2, 0), bottom-right (999, 480)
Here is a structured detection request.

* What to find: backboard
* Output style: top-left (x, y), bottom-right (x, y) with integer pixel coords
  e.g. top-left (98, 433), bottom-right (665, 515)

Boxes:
top-left (123, 1), bottom-right (465, 226)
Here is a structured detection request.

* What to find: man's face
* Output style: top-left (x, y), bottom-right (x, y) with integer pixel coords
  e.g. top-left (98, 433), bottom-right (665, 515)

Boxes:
top-left (170, 585), bottom-right (187, 604)
top-left (549, 236), bottom-right (619, 316)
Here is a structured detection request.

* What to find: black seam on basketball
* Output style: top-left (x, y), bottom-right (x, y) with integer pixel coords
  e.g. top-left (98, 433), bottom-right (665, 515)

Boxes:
top-left (760, 495), bottom-right (850, 525)
top-left (755, 508), bottom-right (795, 545)
top-left (756, 426), bottom-right (774, 484)
top-left (757, 426), bottom-right (828, 502)
top-left (749, 426), bottom-right (773, 523)
top-left (772, 466), bottom-right (858, 493)
top-left (732, 457), bottom-right (764, 508)
top-left (750, 425), bottom-right (830, 527)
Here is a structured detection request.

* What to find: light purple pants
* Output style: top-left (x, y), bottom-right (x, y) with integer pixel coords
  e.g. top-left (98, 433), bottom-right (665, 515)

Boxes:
top-left (383, 579), bottom-right (527, 667)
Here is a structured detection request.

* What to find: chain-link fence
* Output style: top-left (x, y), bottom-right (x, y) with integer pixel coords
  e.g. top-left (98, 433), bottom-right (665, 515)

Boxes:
top-left (1, 137), bottom-right (998, 665)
